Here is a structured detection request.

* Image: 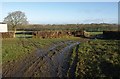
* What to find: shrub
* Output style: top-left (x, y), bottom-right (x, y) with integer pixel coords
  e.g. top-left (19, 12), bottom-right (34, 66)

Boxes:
top-left (0, 32), bottom-right (14, 38)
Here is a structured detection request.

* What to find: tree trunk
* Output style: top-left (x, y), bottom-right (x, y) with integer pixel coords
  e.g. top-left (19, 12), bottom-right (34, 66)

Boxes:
top-left (13, 27), bottom-right (16, 38)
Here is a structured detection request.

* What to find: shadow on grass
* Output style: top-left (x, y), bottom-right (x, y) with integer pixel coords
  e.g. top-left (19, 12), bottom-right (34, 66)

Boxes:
top-left (16, 36), bottom-right (32, 38)
top-left (82, 34), bottom-right (120, 40)
top-left (100, 60), bottom-right (120, 77)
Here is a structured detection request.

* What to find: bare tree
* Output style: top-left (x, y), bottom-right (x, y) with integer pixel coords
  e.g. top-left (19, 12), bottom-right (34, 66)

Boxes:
top-left (3, 11), bottom-right (28, 35)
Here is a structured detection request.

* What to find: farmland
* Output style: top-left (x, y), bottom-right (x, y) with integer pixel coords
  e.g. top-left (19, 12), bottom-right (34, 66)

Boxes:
top-left (74, 40), bottom-right (120, 78)
top-left (2, 37), bottom-right (84, 77)
top-left (1, 2), bottom-right (119, 78)
top-left (2, 24), bottom-right (120, 78)
top-left (2, 37), bottom-right (82, 63)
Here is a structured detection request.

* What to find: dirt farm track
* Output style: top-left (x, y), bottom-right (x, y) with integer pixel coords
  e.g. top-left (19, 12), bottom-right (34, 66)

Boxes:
top-left (3, 40), bottom-right (81, 77)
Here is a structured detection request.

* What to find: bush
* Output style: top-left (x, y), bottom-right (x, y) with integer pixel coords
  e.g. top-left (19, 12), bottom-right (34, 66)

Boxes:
top-left (1, 32), bottom-right (14, 38)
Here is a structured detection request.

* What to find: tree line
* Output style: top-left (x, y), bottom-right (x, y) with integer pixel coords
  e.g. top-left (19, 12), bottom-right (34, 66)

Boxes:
top-left (3, 11), bottom-right (118, 32)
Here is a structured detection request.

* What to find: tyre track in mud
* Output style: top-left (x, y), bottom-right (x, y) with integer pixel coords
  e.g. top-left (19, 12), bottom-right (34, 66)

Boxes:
top-left (68, 44), bottom-right (79, 78)
top-left (3, 40), bottom-right (62, 75)
top-left (22, 41), bottom-right (79, 77)
top-left (22, 39), bottom-right (76, 77)
top-left (52, 42), bottom-right (80, 77)
top-left (3, 39), bottom-right (66, 77)
top-left (2, 38), bottom-right (46, 77)
top-left (30, 42), bottom-right (80, 77)
top-left (2, 38), bottom-right (40, 77)
top-left (2, 38), bottom-right (80, 77)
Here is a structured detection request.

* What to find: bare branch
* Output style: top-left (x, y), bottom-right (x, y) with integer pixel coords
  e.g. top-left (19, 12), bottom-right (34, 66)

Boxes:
top-left (3, 11), bottom-right (28, 30)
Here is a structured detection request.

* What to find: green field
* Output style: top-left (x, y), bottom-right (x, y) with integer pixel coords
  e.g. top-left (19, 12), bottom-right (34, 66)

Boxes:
top-left (2, 37), bottom-right (81, 63)
top-left (2, 32), bottom-right (120, 77)
top-left (70, 39), bottom-right (120, 77)
top-left (87, 32), bottom-right (103, 35)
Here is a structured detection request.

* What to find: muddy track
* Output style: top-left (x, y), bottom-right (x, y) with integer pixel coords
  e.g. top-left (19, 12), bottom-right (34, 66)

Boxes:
top-left (68, 44), bottom-right (79, 78)
top-left (2, 39), bottom-right (80, 77)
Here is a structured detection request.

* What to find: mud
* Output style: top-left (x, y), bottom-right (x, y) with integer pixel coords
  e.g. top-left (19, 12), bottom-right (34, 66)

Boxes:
top-left (2, 40), bottom-right (80, 77)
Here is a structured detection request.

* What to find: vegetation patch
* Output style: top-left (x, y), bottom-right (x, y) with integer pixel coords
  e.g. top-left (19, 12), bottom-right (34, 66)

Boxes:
top-left (1, 32), bottom-right (14, 38)
top-left (2, 37), bottom-right (80, 63)
top-left (75, 40), bottom-right (120, 78)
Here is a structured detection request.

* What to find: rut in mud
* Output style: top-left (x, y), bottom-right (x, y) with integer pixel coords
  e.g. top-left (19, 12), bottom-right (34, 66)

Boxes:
top-left (2, 40), bottom-right (80, 77)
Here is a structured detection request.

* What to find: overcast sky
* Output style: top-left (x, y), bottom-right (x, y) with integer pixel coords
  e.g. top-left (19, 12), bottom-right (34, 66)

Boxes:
top-left (1, 2), bottom-right (118, 24)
